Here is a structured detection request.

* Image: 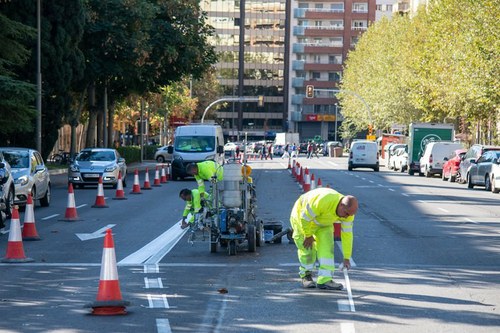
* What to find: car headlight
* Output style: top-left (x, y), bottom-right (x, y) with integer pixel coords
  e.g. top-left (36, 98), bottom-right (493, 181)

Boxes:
top-left (205, 155), bottom-right (215, 160)
top-left (105, 165), bottom-right (118, 172)
top-left (70, 165), bottom-right (80, 172)
top-left (15, 175), bottom-right (29, 186)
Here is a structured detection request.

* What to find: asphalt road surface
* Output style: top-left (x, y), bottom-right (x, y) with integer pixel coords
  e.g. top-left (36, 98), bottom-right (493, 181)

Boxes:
top-left (0, 156), bottom-right (499, 333)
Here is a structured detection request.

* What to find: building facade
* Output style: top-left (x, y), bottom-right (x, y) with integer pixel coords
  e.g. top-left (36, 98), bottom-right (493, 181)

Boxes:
top-left (200, 0), bottom-right (288, 141)
top-left (287, 0), bottom-right (376, 141)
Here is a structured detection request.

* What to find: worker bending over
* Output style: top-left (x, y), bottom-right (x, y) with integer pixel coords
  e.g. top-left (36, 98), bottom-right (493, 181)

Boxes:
top-left (186, 160), bottom-right (224, 197)
top-left (179, 188), bottom-right (209, 229)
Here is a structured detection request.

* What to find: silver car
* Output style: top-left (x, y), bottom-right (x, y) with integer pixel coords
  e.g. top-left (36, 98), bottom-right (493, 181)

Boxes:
top-left (69, 148), bottom-right (127, 188)
top-left (0, 152), bottom-right (15, 225)
top-left (0, 147), bottom-right (51, 208)
top-left (154, 145), bottom-right (173, 163)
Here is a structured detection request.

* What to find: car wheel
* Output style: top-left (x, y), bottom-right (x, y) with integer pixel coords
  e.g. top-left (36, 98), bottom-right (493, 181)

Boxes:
top-left (40, 184), bottom-right (51, 207)
top-left (485, 175), bottom-right (492, 191)
top-left (156, 156), bottom-right (165, 163)
top-left (5, 187), bottom-right (14, 219)
top-left (492, 177), bottom-right (499, 193)
top-left (467, 173), bottom-right (474, 189)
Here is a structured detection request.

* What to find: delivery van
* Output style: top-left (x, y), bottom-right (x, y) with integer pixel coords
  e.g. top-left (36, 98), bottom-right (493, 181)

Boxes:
top-left (348, 140), bottom-right (379, 172)
top-left (419, 141), bottom-right (464, 177)
top-left (168, 124), bottom-right (224, 180)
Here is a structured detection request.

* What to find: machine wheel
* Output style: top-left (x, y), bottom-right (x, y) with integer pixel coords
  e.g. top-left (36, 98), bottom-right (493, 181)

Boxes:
top-left (209, 227), bottom-right (217, 253)
top-left (256, 221), bottom-right (264, 247)
top-left (228, 241), bottom-right (236, 256)
top-left (40, 184), bottom-right (51, 207)
top-left (247, 224), bottom-right (256, 253)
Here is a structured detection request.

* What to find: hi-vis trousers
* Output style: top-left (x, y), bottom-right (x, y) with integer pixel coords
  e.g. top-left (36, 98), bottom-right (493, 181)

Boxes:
top-left (292, 223), bottom-right (335, 285)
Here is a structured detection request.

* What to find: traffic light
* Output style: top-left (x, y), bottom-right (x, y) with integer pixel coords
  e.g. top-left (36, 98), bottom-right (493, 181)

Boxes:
top-left (305, 85), bottom-right (314, 98)
top-left (258, 95), bottom-right (264, 107)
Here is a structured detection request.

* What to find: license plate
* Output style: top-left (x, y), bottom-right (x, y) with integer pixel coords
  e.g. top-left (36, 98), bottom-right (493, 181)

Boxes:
top-left (85, 173), bottom-right (99, 178)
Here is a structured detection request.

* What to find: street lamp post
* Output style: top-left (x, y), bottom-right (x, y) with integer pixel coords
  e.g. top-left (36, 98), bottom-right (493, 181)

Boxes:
top-left (334, 103), bottom-right (338, 142)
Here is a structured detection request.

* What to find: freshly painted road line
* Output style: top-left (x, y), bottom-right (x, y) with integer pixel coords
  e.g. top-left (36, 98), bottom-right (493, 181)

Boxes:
top-left (156, 318), bottom-right (172, 333)
top-left (41, 214), bottom-right (59, 220)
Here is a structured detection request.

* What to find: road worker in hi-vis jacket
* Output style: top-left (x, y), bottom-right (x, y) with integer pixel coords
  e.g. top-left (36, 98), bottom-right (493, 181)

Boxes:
top-left (179, 188), bottom-right (209, 229)
top-left (186, 161), bottom-right (224, 198)
top-left (290, 187), bottom-right (358, 290)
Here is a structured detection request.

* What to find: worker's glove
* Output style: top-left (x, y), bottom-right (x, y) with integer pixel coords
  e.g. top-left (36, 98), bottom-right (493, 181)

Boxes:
top-left (181, 221), bottom-right (189, 229)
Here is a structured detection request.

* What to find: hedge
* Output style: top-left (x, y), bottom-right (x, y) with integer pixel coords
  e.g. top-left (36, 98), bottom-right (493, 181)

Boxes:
top-left (116, 145), bottom-right (159, 164)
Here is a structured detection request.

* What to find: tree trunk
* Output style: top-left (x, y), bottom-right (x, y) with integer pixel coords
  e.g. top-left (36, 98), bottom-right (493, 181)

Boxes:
top-left (97, 110), bottom-right (103, 147)
top-left (108, 102), bottom-right (115, 148)
top-left (86, 83), bottom-right (97, 147)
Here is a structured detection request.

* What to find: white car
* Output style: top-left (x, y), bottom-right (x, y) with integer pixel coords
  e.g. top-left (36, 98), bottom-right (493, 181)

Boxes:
top-left (154, 145), bottom-right (173, 163)
top-left (224, 142), bottom-right (238, 151)
top-left (392, 147), bottom-right (408, 172)
top-left (0, 147), bottom-right (51, 208)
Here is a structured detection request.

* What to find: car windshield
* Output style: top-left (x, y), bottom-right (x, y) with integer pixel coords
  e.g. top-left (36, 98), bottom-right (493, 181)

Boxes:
top-left (77, 150), bottom-right (115, 162)
top-left (2, 151), bottom-right (29, 168)
top-left (175, 136), bottom-right (214, 152)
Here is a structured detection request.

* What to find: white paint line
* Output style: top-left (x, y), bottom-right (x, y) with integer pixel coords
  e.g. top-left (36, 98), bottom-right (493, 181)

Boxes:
top-left (328, 161), bottom-right (339, 167)
top-left (119, 221), bottom-right (188, 265)
top-left (144, 264), bottom-right (160, 273)
top-left (438, 207), bottom-right (449, 213)
top-left (147, 294), bottom-right (169, 308)
top-left (377, 184), bottom-right (384, 187)
top-left (41, 214), bottom-right (59, 220)
top-left (335, 241), bottom-right (357, 267)
top-left (340, 322), bottom-right (356, 333)
top-left (388, 188), bottom-right (395, 192)
top-left (76, 204), bottom-right (87, 209)
top-left (418, 200), bottom-right (426, 204)
top-left (337, 299), bottom-right (351, 312)
top-left (0, 228), bottom-right (8, 235)
top-left (369, 180), bottom-right (374, 183)
top-left (402, 193), bottom-right (409, 197)
top-left (464, 217), bottom-right (478, 224)
top-left (343, 268), bottom-right (356, 312)
top-left (144, 277), bottom-right (164, 289)
top-left (156, 318), bottom-right (172, 333)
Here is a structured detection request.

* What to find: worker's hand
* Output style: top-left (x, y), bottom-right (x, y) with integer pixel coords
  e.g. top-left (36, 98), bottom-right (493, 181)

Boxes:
top-left (342, 259), bottom-right (351, 270)
top-left (303, 236), bottom-right (315, 249)
top-left (181, 221), bottom-right (189, 229)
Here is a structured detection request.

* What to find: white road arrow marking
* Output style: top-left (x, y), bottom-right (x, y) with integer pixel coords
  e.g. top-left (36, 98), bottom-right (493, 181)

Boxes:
top-left (75, 224), bottom-right (116, 241)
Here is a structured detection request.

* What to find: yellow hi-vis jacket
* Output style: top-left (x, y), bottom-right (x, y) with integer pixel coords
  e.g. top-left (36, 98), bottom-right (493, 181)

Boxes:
top-left (182, 189), bottom-right (208, 222)
top-left (290, 187), bottom-right (355, 259)
top-left (195, 160), bottom-right (224, 194)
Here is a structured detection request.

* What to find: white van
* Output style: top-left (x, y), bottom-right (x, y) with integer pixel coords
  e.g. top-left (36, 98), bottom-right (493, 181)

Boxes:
top-left (348, 140), bottom-right (379, 171)
top-left (168, 124), bottom-right (224, 180)
top-left (419, 141), bottom-right (464, 177)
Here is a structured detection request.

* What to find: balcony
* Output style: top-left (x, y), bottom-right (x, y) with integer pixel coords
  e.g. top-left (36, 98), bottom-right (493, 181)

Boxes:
top-left (291, 77), bottom-right (305, 87)
top-left (304, 63), bottom-right (342, 71)
top-left (293, 26), bottom-right (305, 36)
top-left (291, 94), bottom-right (304, 105)
top-left (292, 43), bottom-right (305, 53)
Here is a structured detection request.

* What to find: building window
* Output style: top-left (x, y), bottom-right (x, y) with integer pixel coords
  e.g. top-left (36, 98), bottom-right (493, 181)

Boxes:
top-left (329, 37), bottom-right (343, 46)
top-left (298, 3), bottom-right (309, 9)
top-left (387, 4), bottom-right (393, 11)
top-left (328, 72), bottom-right (341, 82)
top-left (330, 2), bottom-right (344, 12)
top-left (315, 21), bottom-right (322, 27)
top-left (314, 38), bottom-right (322, 45)
top-left (297, 54), bottom-right (306, 61)
top-left (313, 55), bottom-right (321, 64)
top-left (329, 55), bottom-right (342, 64)
top-left (311, 72), bottom-right (321, 80)
top-left (315, 3), bottom-right (323, 10)
top-left (376, 4), bottom-right (382, 11)
top-left (296, 70), bottom-right (306, 78)
top-left (353, 3), bottom-right (368, 12)
top-left (330, 20), bottom-right (343, 28)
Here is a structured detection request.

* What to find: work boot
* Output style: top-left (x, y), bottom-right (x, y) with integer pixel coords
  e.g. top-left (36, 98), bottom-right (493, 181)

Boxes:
top-left (301, 273), bottom-right (316, 289)
top-left (317, 280), bottom-right (343, 291)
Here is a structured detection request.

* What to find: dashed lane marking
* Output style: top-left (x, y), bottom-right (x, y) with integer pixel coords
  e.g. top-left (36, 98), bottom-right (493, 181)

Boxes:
top-left (156, 318), bottom-right (172, 333)
top-left (41, 214), bottom-right (59, 220)
top-left (144, 277), bottom-right (164, 289)
top-left (147, 294), bottom-right (169, 308)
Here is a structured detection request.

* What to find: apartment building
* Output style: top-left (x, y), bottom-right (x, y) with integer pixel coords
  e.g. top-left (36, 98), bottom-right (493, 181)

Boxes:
top-left (200, 0), bottom-right (287, 141)
top-left (288, 0), bottom-right (376, 141)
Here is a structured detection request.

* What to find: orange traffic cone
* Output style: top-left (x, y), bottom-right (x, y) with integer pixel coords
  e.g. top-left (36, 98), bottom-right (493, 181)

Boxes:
top-left (85, 229), bottom-right (129, 315)
top-left (310, 173), bottom-right (316, 190)
top-left (2, 206), bottom-right (34, 262)
top-left (92, 177), bottom-right (109, 208)
top-left (22, 194), bottom-right (40, 240)
top-left (317, 178), bottom-right (323, 188)
top-left (60, 183), bottom-right (81, 221)
top-left (142, 168), bottom-right (152, 190)
top-left (303, 168), bottom-right (311, 192)
top-left (165, 164), bottom-right (171, 181)
top-left (292, 160), bottom-right (296, 177)
top-left (287, 158), bottom-right (291, 169)
top-left (160, 165), bottom-right (167, 183)
top-left (112, 172), bottom-right (127, 200)
top-left (130, 169), bottom-right (142, 194)
top-left (152, 166), bottom-right (161, 187)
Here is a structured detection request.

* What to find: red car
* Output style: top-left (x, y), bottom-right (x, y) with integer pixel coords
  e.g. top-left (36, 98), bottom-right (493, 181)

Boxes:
top-left (442, 149), bottom-right (467, 182)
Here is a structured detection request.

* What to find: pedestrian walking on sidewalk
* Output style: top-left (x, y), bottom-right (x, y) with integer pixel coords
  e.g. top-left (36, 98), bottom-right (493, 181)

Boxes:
top-left (290, 187), bottom-right (358, 290)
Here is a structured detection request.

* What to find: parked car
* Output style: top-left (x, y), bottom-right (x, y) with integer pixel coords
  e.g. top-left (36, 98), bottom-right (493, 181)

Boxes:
top-left (387, 143), bottom-right (407, 170)
top-left (0, 147), bottom-right (50, 209)
top-left (419, 141), bottom-right (464, 177)
top-left (348, 140), bottom-right (379, 171)
top-left (441, 149), bottom-right (467, 182)
top-left (68, 148), bottom-right (127, 188)
top-left (154, 145), bottom-right (173, 163)
top-left (391, 146), bottom-right (409, 172)
top-left (0, 152), bottom-right (15, 226)
top-left (458, 144), bottom-right (500, 184)
top-left (467, 150), bottom-right (500, 192)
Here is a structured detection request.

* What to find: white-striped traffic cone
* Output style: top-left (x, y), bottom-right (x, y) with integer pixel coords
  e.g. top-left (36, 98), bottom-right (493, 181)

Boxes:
top-left (113, 172), bottom-right (127, 200)
top-left (310, 173), bottom-right (316, 190)
top-left (22, 194), bottom-right (40, 240)
top-left (142, 168), bottom-right (152, 190)
top-left (160, 165), bottom-right (167, 183)
top-left (303, 168), bottom-right (311, 192)
top-left (85, 229), bottom-right (129, 315)
top-left (92, 176), bottom-right (109, 208)
top-left (60, 183), bottom-right (81, 221)
top-left (153, 166), bottom-right (161, 187)
top-left (2, 206), bottom-right (34, 262)
top-left (130, 169), bottom-right (142, 194)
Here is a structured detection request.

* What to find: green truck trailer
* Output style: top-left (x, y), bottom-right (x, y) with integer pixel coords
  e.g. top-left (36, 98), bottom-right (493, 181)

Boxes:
top-left (407, 123), bottom-right (455, 176)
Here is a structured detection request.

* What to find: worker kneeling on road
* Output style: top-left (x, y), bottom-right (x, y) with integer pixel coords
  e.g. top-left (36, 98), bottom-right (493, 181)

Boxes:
top-left (290, 188), bottom-right (358, 290)
top-left (186, 161), bottom-right (224, 198)
top-left (179, 188), bottom-right (210, 229)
